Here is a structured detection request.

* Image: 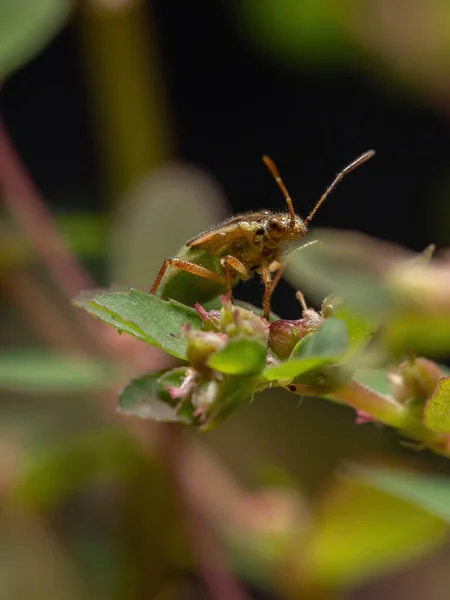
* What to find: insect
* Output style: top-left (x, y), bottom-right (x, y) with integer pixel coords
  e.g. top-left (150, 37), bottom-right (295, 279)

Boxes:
top-left (150, 150), bottom-right (375, 319)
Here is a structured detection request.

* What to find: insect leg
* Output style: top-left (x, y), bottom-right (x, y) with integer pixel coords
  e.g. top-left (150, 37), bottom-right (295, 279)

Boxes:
top-left (150, 258), bottom-right (225, 294)
top-left (221, 255), bottom-right (250, 300)
top-left (260, 265), bottom-right (273, 321)
top-left (268, 261), bottom-right (285, 295)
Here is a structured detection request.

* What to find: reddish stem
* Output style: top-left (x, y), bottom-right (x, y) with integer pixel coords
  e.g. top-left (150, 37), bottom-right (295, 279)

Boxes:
top-left (332, 380), bottom-right (411, 428)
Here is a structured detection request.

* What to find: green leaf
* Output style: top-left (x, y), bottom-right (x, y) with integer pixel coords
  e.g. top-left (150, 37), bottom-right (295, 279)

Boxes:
top-left (354, 465), bottom-right (450, 524)
top-left (424, 376), bottom-right (450, 433)
top-left (118, 369), bottom-right (196, 425)
top-left (264, 318), bottom-right (348, 381)
top-left (264, 356), bottom-right (334, 382)
top-left (352, 368), bottom-right (392, 396)
top-left (284, 229), bottom-right (397, 318)
top-left (0, 0), bottom-right (72, 79)
top-left (302, 472), bottom-right (447, 588)
top-left (0, 350), bottom-right (118, 392)
top-left (292, 318), bottom-right (348, 358)
top-left (332, 304), bottom-right (376, 351)
top-left (74, 289), bottom-right (202, 360)
top-left (208, 339), bottom-right (267, 376)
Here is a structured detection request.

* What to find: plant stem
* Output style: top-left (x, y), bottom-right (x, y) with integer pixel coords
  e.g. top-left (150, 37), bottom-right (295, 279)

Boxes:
top-left (78, 0), bottom-right (172, 200)
top-left (332, 379), bottom-right (412, 428)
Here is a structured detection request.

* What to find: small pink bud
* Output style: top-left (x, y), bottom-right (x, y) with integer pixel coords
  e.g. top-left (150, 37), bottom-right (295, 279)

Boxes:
top-left (269, 320), bottom-right (304, 359)
top-left (194, 303), bottom-right (222, 331)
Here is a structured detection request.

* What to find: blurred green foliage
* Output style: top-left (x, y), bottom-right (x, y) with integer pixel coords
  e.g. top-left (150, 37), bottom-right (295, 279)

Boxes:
top-left (238, 0), bottom-right (356, 65)
top-left (0, 0), bottom-right (72, 80)
top-left (236, 0), bottom-right (450, 96)
top-left (0, 350), bottom-right (120, 392)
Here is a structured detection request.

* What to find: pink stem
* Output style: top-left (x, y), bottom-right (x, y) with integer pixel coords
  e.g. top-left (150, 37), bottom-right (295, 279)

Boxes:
top-left (332, 380), bottom-right (411, 428)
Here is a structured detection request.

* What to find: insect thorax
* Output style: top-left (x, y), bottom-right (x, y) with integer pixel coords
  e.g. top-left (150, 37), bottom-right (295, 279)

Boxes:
top-left (186, 211), bottom-right (307, 271)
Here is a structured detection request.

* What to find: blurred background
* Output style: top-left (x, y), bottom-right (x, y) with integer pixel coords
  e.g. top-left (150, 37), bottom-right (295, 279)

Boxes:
top-left (2, 1), bottom-right (450, 598)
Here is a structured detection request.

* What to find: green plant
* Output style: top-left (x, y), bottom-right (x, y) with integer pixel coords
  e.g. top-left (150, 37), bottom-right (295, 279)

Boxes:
top-left (75, 228), bottom-right (450, 458)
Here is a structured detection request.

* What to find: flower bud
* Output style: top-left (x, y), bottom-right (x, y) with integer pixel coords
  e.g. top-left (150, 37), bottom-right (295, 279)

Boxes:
top-left (194, 303), bottom-right (222, 331)
top-left (185, 328), bottom-right (227, 371)
top-left (269, 320), bottom-right (304, 359)
top-left (226, 307), bottom-right (269, 343)
top-left (389, 357), bottom-right (443, 404)
top-left (195, 298), bottom-right (269, 344)
top-left (192, 380), bottom-right (220, 412)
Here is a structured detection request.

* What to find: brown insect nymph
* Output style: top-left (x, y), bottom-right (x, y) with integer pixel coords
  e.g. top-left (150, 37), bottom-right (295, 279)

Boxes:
top-left (150, 150), bottom-right (375, 319)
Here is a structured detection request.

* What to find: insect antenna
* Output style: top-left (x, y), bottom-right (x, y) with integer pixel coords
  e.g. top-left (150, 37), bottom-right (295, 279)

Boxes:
top-left (305, 149), bottom-right (375, 226)
top-left (262, 155), bottom-right (296, 228)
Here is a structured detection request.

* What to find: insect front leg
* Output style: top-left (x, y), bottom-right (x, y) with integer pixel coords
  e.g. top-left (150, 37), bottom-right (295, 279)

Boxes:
top-left (268, 261), bottom-right (285, 295)
top-left (221, 255), bottom-right (250, 301)
top-left (260, 265), bottom-right (274, 321)
top-left (150, 258), bottom-right (225, 295)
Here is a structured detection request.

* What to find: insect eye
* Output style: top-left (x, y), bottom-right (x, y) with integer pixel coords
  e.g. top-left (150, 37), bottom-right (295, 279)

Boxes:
top-left (268, 217), bottom-right (282, 231)
top-left (255, 228), bottom-right (265, 236)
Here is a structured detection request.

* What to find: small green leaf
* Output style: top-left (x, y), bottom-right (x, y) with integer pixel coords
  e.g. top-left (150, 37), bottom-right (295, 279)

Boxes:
top-left (264, 318), bottom-right (348, 381)
top-left (424, 376), bottom-right (450, 433)
top-left (354, 465), bottom-right (450, 524)
top-left (264, 356), bottom-right (333, 381)
top-left (207, 339), bottom-right (267, 375)
top-left (332, 304), bottom-right (376, 351)
top-left (0, 351), bottom-right (118, 392)
top-left (118, 369), bottom-right (195, 425)
top-left (352, 368), bottom-right (392, 396)
top-left (0, 0), bottom-right (73, 79)
top-left (74, 289), bottom-right (202, 360)
top-left (291, 318), bottom-right (348, 359)
top-left (202, 376), bottom-right (257, 430)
